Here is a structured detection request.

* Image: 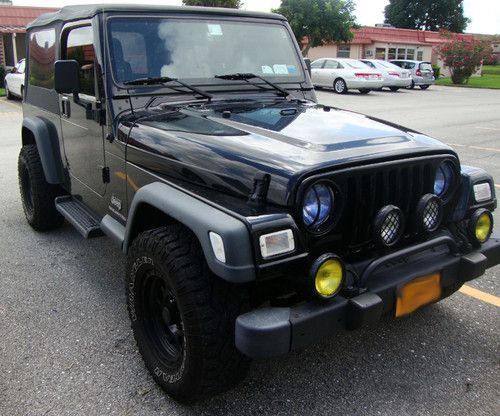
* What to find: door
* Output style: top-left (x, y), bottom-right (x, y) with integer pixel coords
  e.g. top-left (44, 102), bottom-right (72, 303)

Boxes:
top-left (322, 59), bottom-right (340, 86)
top-left (59, 24), bottom-right (106, 195)
top-left (310, 59), bottom-right (324, 86)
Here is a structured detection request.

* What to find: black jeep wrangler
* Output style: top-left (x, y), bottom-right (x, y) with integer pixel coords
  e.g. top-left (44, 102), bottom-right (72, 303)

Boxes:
top-left (19, 4), bottom-right (500, 402)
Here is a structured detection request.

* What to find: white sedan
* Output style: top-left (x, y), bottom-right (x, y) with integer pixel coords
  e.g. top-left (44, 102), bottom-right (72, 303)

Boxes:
top-left (4, 59), bottom-right (25, 100)
top-left (360, 59), bottom-right (412, 91)
top-left (311, 58), bottom-right (383, 94)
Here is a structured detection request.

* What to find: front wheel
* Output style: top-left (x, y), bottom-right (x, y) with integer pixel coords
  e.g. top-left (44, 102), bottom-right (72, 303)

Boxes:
top-left (5, 82), bottom-right (13, 100)
top-left (406, 80), bottom-right (415, 89)
top-left (333, 78), bottom-right (348, 94)
top-left (18, 145), bottom-right (64, 231)
top-left (126, 225), bottom-right (250, 402)
top-left (359, 89), bottom-right (370, 94)
top-left (420, 85), bottom-right (430, 90)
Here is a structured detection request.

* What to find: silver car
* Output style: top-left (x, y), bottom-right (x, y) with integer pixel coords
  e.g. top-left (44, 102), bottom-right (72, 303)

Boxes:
top-left (360, 59), bottom-right (412, 91)
top-left (4, 59), bottom-right (26, 99)
top-left (311, 58), bottom-right (384, 94)
top-left (390, 60), bottom-right (435, 90)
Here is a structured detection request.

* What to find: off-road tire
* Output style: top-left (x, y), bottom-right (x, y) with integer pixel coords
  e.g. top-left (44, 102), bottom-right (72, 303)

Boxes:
top-left (18, 145), bottom-right (64, 231)
top-left (126, 225), bottom-right (250, 402)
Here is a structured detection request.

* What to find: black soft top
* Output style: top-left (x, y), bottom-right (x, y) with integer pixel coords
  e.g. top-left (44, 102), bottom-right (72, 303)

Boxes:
top-left (27, 4), bottom-right (285, 29)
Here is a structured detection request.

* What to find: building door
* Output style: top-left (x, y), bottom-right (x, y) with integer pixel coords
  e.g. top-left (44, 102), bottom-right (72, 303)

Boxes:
top-left (59, 23), bottom-right (106, 196)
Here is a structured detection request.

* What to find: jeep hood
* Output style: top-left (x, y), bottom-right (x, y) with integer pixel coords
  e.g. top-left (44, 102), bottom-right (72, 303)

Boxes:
top-left (125, 101), bottom-right (454, 206)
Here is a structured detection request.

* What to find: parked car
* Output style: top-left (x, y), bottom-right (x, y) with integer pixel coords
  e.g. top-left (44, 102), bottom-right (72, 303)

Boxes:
top-left (360, 59), bottom-right (412, 91)
top-left (390, 59), bottom-right (434, 89)
top-left (311, 58), bottom-right (383, 94)
top-left (19, 4), bottom-right (500, 403)
top-left (4, 59), bottom-right (25, 99)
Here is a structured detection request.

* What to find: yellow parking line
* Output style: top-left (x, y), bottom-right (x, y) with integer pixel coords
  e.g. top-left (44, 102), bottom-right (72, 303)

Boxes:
top-left (446, 142), bottom-right (500, 153)
top-left (459, 285), bottom-right (500, 307)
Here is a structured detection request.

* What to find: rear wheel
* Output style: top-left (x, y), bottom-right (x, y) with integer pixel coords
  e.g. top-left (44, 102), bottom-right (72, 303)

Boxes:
top-left (359, 89), bottom-right (370, 94)
top-left (18, 145), bottom-right (64, 231)
top-left (333, 78), bottom-right (347, 94)
top-left (420, 85), bottom-right (430, 90)
top-left (126, 225), bottom-right (250, 402)
top-left (389, 87), bottom-right (400, 92)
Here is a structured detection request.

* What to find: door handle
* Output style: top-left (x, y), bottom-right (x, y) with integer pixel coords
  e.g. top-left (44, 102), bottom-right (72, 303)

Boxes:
top-left (61, 96), bottom-right (71, 118)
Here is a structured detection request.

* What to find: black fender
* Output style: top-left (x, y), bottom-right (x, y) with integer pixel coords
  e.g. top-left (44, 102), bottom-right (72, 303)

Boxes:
top-left (22, 116), bottom-right (65, 184)
top-left (122, 182), bottom-right (256, 283)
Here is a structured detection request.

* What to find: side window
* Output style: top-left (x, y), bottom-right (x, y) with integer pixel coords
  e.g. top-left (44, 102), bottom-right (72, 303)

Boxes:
top-left (29, 28), bottom-right (56, 89)
top-left (311, 60), bottom-right (324, 69)
top-left (64, 26), bottom-right (96, 97)
top-left (324, 60), bottom-right (338, 69)
top-left (364, 61), bottom-right (375, 68)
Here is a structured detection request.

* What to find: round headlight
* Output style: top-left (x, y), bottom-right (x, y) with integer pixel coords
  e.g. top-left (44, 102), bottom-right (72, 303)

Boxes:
top-left (302, 183), bottom-right (334, 229)
top-left (434, 162), bottom-right (455, 196)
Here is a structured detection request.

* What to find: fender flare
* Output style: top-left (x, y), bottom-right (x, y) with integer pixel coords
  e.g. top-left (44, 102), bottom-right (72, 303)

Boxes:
top-left (22, 116), bottom-right (65, 184)
top-left (123, 182), bottom-right (256, 283)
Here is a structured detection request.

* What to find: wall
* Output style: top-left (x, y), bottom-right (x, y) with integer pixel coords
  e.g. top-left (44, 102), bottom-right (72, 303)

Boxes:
top-left (0, 35), bottom-right (4, 66)
top-left (308, 44), bottom-right (363, 60)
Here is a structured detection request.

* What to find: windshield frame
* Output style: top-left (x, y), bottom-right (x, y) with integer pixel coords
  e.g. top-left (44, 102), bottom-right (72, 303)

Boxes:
top-left (104, 14), bottom-right (307, 92)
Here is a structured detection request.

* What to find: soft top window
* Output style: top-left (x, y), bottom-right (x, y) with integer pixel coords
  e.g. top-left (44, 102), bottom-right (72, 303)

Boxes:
top-left (28, 28), bottom-right (56, 89)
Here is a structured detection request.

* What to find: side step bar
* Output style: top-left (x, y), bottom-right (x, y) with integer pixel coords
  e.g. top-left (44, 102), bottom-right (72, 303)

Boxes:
top-left (55, 196), bottom-right (104, 238)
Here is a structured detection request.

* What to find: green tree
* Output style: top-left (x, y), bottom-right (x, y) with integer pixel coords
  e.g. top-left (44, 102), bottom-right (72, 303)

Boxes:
top-left (274, 0), bottom-right (356, 56)
top-left (384, 0), bottom-right (470, 33)
top-left (182, 0), bottom-right (242, 7)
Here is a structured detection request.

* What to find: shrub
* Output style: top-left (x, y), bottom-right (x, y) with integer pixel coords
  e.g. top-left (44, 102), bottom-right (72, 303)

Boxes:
top-left (0, 65), bottom-right (5, 88)
top-left (432, 64), bottom-right (441, 79)
top-left (436, 31), bottom-right (492, 84)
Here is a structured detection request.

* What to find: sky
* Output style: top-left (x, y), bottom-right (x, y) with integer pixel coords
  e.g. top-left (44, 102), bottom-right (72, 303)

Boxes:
top-left (11, 0), bottom-right (500, 35)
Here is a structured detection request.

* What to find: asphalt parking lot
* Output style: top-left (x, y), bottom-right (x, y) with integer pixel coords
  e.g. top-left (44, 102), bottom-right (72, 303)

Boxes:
top-left (1, 85), bottom-right (499, 416)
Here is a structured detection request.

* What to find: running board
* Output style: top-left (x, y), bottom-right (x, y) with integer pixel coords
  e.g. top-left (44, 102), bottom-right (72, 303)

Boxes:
top-left (55, 196), bottom-right (104, 238)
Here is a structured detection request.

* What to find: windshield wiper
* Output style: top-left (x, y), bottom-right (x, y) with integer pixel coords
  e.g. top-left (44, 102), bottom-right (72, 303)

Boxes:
top-left (215, 73), bottom-right (293, 99)
top-left (123, 76), bottom-right (212, 101)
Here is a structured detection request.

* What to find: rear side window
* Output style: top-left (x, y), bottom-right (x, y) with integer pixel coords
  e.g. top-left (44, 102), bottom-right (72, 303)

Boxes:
top-left (28, 28), bottom-right (56, 89)
top-left (64, 26), bottom-right (96, 97)
top-left (324, 60), bottom-right (339, 69)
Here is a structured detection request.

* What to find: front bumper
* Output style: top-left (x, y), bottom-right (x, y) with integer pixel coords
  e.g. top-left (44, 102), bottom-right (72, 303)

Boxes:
top-left (235, 236), bottom-right (500, 358)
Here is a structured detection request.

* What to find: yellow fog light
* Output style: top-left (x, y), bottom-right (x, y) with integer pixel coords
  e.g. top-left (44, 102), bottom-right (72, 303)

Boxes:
top-left (468, 209), bottom-right (493, 244)
top-left (311, 254), bottom-right (345, 299)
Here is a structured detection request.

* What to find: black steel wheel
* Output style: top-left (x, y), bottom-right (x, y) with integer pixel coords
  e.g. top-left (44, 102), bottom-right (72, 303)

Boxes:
top-left (126, 225), bottom-right (250, 402)
top-left (18, 145), bottom-right (64, 231)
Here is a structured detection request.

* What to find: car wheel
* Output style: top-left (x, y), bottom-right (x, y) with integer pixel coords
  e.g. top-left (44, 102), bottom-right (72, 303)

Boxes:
top-left (18, 145), bottom-right (65, 231)
top-left (126, 224), bottom-right (250, 403)
top-left (333, 78), bottom-right (348, 94)
top-left (389, 87), bottom-right (399, 92)
top-left (359, 89), bottom-right (370, 94)
top-left (5, 82), bottom-right (13, 100)
top-left (420, 85), bottom-right (430, 90)
top-left (406, 80), bottom-right (415, 90)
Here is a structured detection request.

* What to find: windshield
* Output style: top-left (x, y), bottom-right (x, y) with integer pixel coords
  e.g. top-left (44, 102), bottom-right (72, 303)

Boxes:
top-left (345, 60), bottom-right (370, 69)
top-left (420, 62), bottom-right (432, 71)
top-left (108, 17), bottom-right (304, 85)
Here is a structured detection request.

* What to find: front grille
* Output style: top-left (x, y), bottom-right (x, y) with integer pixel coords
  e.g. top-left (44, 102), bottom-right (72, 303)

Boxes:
top-left (300, 156), bottom-right (458, 249)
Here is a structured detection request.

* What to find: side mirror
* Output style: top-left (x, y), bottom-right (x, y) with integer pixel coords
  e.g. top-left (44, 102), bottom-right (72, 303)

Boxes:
top-left (54, 60), bottom-right (80, 95)
top-left (11, 67), bottom-right (17, 74)
top-left (304, 58), bottom-right (312, 77)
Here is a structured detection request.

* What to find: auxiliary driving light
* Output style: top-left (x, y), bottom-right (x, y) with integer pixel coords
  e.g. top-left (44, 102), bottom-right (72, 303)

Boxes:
top-left (310, 254), bottom-right (345, 299)
top-left (417, 194), bottom-right (443, 232)
top-left (468, 209), bottom-right (493, 244)
top-left (374, 205), bottom-right (404, 247)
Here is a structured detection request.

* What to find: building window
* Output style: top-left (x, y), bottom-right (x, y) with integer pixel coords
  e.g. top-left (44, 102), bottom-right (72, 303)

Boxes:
top-left (337, 44), bottom-right (350, 58)
top-left (417, 50), bottom-right (423, 61)
top-left (388, 48), bottom-right (396, 60)
top-left (375, 47), bottom-right (386, 60)
top-left (397, 48), bottom-right (406, 59)
top-left (406, 48), bottom-right (415, 60)
top-left (28, 28), bottom-right (56, 89)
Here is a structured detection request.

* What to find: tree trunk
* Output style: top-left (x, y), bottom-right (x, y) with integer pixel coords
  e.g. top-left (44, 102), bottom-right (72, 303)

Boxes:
top-left (301, 43), bottom-right (311, 57)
